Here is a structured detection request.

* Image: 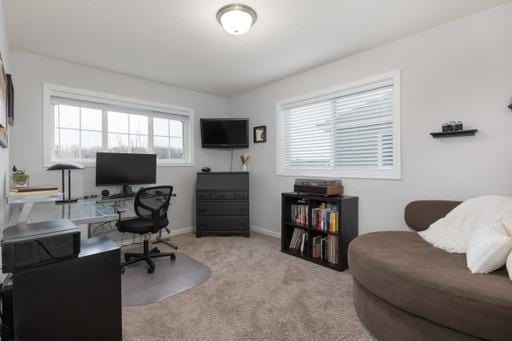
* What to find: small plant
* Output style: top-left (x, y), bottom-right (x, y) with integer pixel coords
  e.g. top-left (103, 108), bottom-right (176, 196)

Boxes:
top-left (240, 154), bottom-right (250, 171)
top-left (240, 154), bottom-right (250, 165)
top-left (12, 166), bottom-right (29, 187)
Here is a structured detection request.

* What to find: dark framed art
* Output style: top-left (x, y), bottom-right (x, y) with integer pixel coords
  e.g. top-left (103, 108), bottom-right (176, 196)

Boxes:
top-left (0, 53), bottom-right (7, 148)
top-left (7, 73), bottom-right (13, 125)
top-left (254, 125), bottom-right (266, 143)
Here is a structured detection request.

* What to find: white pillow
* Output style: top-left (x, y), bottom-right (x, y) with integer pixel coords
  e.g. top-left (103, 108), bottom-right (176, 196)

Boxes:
top-left (503, 210), bottom-right (512, 236)
top-left (466, 222), bottom-right (512, 274)
top-left (419, 195), bottom-right (512, 253)
top-left (507, 252), bottom-right (512, 281)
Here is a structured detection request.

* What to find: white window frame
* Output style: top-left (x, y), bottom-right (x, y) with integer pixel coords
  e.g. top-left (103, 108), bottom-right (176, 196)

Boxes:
top-left (276, 70), bottom-right (401, 180)
top-left (43, 83), bottom-right (195, 167)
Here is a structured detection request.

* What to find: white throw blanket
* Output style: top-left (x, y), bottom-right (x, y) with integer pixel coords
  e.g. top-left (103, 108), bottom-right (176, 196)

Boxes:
top-left (419, 195), bottom-right (512, 253)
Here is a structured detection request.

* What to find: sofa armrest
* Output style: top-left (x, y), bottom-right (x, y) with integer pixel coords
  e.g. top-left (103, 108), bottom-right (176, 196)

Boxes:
top-left (405, 200), bottom-right (461, 231)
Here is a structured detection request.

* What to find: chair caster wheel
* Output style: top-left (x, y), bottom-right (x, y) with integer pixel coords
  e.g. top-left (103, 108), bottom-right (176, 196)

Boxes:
top-left (121, 267), bottom-right (125, 274)
top-left (148, 266), bottom-right (155, 274)
top-left (170, 254), bottom-right (176, 261)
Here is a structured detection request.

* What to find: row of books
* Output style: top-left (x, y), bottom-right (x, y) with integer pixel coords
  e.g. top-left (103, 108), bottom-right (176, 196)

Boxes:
top-left (289, 227), bottom-right (308, 254)
top-left (311, 234), bottom-right (339, 264)
top-left (311, 203), bottom-right (339, 233)
top-left (289, 228), bottom-right (339, 264)
top-left (290, 204), bottom-right (308, 226)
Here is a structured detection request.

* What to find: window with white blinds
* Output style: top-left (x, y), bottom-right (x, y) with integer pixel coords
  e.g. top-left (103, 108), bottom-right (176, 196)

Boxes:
top-left (277, 71), bottom-right (400, 179)
top-left (43, 84), bottom-right (194, 166)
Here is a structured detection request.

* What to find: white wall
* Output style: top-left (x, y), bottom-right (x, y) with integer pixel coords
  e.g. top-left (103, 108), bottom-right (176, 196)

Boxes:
top-left (0, 1), bottom-right (10, 231)
top-left (9, 50), bottom-right (231, 230)
top-left (7, 3), bottom-right (512, 237)
top-left (228, 3), bottom-right (512, 236)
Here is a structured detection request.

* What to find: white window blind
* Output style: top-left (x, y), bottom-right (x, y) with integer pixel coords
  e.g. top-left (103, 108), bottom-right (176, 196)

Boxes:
top-left (278, 72), bottom-right (400, 179)
top-left (45, 86), bottom-right (193, 166)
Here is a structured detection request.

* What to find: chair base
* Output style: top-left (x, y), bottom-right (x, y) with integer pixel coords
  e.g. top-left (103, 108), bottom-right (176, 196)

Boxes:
top-left (121, 239), bottom-right (176, 274)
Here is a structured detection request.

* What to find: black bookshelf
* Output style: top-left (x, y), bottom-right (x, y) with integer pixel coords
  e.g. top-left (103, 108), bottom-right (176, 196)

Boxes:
top-left (281, 192), bottom-right (358, 271)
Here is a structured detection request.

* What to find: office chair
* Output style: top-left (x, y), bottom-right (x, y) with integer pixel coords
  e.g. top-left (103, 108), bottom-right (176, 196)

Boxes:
top-left (117, 186), bottom-right (176, 274)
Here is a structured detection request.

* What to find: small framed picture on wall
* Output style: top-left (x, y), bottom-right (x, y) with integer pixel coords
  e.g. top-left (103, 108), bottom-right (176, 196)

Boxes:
top-left (254, 125), bottom-right (266, 143)
top-left (0, 53), bottom-right (8, 148)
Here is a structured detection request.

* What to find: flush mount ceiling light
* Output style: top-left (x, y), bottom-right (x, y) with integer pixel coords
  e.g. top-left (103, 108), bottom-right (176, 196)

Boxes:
top-left (217, 4), bottom-right (257, 35)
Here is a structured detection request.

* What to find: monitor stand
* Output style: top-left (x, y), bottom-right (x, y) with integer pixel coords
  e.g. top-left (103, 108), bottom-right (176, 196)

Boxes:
top-left (107, 185), bottom-right (136, 199)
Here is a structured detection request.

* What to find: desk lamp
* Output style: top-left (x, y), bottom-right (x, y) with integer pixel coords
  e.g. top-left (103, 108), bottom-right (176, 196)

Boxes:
top-left (47, 162), bottom-right (84, 203)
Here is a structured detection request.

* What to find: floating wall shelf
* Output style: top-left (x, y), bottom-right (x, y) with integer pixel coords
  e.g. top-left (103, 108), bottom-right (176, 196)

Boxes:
top-left (430, 129), bottom-right (478, 138)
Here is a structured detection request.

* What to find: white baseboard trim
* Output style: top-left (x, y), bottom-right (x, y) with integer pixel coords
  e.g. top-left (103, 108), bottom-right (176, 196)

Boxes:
top-left (251, 225), bottom-right (281, 239)
top-left (164, 225), bottom-right (281, 239)
top-left (168, 226), bottom-right (194, 236)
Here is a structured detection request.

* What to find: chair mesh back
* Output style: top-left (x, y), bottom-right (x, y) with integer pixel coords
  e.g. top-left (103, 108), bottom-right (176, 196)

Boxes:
top-left (134, 186), bottom-right (173, 222)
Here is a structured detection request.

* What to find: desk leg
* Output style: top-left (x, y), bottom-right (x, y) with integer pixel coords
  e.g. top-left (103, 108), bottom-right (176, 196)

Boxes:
top-left (87, 223), bottom-right (91, 239)
top-left (17, 202), bottom-right (34, 224)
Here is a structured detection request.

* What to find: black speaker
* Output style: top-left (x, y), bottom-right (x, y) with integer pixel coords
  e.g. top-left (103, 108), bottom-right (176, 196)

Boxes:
top-left (101, 189), bottom-right (110, 197)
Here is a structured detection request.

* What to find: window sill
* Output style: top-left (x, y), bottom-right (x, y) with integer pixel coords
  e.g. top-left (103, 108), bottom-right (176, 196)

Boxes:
top-left (276, 169), bottom-right (402, 180)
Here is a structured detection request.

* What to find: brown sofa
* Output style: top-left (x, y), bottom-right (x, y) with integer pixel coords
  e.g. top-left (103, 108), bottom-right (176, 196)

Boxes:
top-left (348, 200), bottom-right (512, 341)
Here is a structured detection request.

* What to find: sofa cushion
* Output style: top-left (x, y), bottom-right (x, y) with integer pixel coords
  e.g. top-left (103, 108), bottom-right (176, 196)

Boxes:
top-left (348, 231), bottom-right (512, 340)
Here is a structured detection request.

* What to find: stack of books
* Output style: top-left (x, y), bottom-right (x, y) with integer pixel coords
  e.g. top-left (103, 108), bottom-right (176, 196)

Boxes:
top-left (9, 186), bottom-right (59, 196)
top-left (311, 234), bottom-right (339, 264)
top-left (289, 227), bottom-right (308, 254)
top-left (290, 204), bottom-right (308, 225)
top-left (311, 203), bottom-right (339, 233)
top-left (327, 235), bottom-right (338, 264)
top-left (311, 235), bottom-right (325, 259)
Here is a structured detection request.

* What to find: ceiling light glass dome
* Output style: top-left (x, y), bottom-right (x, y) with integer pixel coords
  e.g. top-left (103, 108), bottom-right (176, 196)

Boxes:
top-left (217, 4), bottom-right (257, 35)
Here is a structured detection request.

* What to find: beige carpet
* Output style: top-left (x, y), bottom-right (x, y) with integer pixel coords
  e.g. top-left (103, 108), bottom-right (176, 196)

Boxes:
top-left (122, 232), bottom-right (373, 341)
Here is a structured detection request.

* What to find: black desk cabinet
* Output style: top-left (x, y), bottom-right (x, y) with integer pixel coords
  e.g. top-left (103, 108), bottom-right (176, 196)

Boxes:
top-left (11, 236), bottom-right (121, 341)
top-left (196, 172), bottom-right (250, 237)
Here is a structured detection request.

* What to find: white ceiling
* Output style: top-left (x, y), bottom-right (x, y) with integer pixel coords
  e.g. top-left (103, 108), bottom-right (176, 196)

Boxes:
top-left (4, 0), bottom-right (510, 96)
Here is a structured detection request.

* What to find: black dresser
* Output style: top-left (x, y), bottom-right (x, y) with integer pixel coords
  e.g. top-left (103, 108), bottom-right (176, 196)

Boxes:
top-left (196, 172), bottom-right (250, 237)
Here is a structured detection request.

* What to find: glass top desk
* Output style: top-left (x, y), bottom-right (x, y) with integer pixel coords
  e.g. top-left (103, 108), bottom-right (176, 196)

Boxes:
top-left (8, 198), bottom-right (136, 236)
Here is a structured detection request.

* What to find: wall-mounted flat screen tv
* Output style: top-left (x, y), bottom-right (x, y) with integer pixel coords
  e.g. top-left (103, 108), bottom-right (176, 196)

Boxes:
top-left (200, 118), bottom-right (249, 148)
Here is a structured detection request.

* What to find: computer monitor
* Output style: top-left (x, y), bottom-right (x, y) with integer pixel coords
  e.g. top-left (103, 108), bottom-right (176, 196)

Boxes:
top-left (96, 153), bottom-right (157, 195)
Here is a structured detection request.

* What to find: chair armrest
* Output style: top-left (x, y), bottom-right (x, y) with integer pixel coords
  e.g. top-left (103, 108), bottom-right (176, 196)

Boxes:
top-left (150, 208), bottom-right (161, 230)
top-left (114, 206), bottom-right (127, 222)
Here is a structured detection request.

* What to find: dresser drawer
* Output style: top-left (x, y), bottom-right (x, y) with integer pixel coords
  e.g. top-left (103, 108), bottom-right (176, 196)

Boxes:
top-left (197, 202), bottom-right (249, 216)
top-left (197, 191), bottom-right (210, 200)
top-left (196, 217), bottom-right (249, 232)
top-left (210, 192), bottom-right (235, 200)
top-left (234, 191), bottom-right (248, 200)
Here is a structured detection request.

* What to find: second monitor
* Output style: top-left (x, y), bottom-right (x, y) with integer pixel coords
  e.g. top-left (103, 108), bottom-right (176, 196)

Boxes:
top-left (96, 152), bottom-right (157, 198)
